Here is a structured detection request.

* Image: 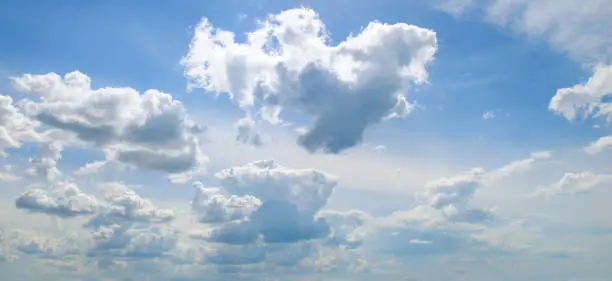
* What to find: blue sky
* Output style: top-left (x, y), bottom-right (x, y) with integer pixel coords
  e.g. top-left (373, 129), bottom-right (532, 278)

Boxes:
top-left (1, 0), bottom-right (612, 280)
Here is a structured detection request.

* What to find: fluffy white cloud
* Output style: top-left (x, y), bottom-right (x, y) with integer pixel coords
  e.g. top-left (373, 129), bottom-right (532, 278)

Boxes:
top-left (87, 187), bottom-right (175, 228)
top-left (10, 71), bottom-right (207, 178)
top-left (215, 160), bottom-right (336, 216)
top-left (15, 182), bottom-right (102, 218)
top-left (585, 135), bottom-right (612, 154)
top-left (191, 182), bottom-right (261, 223)
top-left (0, 94), bottom-right (39, 156)
top-left (550, 65), bottom-right (612, 121)
top-left (317, 210), bottom-right (371, 248)
top-left (535, 172), bottom-right (612, 197)
top-left (183, 8), bottom-right (438, 153)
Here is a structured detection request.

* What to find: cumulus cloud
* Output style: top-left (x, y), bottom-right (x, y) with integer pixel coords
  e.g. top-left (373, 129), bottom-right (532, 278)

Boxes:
top-left (90, 224), bottom-right (178, 259)
top-left (550, 65), bottom-right (612, 121)
top-left (190, 160), bottom-right (337, 269)
top-left (87, 187), bottom-right (175, 228)
top-left (534, 172), bottom-right (612, 197)
top-left (10, 71), bottom-right (207, 179)
top-left (215, 160), bottom-right (336, 215)
top-left (585, 135), bottom-right (612, 154)
top-left (317, 210), bottom-right (371, 248)
top-left (15, 182), bottom-right (102, 218)
top-left (191, 181), bottom-right (261, 223)
top-left (0, 94), bottom-right (39, 156)
top-left (183, 7), bottom-right (438, 153)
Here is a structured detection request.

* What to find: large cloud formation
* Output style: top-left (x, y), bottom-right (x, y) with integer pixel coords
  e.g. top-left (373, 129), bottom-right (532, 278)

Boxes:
top-left (182, 8), bottom-right (438, 153)
top-left (193, 160), bottom-right (337, 245)
top-left (10, 71), bottom-right (207, 179)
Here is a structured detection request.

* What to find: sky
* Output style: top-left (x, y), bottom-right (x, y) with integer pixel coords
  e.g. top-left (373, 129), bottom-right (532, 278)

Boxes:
top-left (0, 0), bottom-right (611, 280)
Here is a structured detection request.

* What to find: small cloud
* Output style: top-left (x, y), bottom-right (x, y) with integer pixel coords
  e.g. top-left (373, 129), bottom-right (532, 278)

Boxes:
top-left (373, 145), bottom-right (386, 151)
top-left (237, 13), bottom-right (248, 21)
top-left (409, 239), bottom-right (432, 245)
top-left (584, 136), bottom-right (612, 155)
top-left (482, 109), bottom-right (502, 120)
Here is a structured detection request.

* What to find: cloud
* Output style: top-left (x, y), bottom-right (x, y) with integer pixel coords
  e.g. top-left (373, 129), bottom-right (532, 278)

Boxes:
top-left (10, 71), bottom-right (208, 179)
top-left (438, 0), bottom-right (612, 65)
top-left (215, 160), bottom-right (336, 216)
top-left (0, 228), bottom-right (81, 263)
top-left (87, 186), bottom-right (175, 228)
top-left (534, 172), bottom-right (612, 197)
top-left (482, 109), bottom-right (501, 120)
top-left (436, 1), bottom-right (612, 125)
top-left (26, 142), bottom-right (62, 182)
top-left (585, 135), bottom-right (612, 154)
top-left (317, 210), bottom-right (371, 248)
top-left (15, 182), bottom-right (102, 218)
top-left (0, 94), bottom-right (39, 156)
top-left (550, 65), bottom-right (612, 121)
top-left (235, 116), bottom-right (264, 147)
top-left (90, 224), bottom-right (178, 259)
top-left (189, 160), bottom-right (338, 272)
top-left (182, 7), bottom-right (438, 153)
top-left (485, 150), bottom-right (552, 183)
top-left (191, 181), bottom-right (261, 223)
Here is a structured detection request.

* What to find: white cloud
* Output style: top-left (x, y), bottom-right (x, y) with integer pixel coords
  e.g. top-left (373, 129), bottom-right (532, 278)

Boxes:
top-left (585, 135), bottom-right (612, 154)
top-left (191, 181), bottom-right (261, 223)
top-left (10, 71), bottom-right (208, 179)
top-left (485, 150), bottom-right (552, 183)
top-left (0, 94), bottom-right (39, 156)
top-left (15, 182), bottom-right (102, 218)
top-left (215, 160), bottom-right (336, 216)
top-left (87, 186), bottom-right (175, 228)
top-left (535, 172), bottom-right (612, 197)
top-left (182, 7), bottom-right (438, 153)
top-left (550, 65), bottom-right (612, 121)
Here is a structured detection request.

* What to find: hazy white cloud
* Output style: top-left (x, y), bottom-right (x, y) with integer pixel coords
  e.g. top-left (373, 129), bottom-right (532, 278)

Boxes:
top-left (535, 172), bottom-right (612, 197)
top-left (438, 0), bottom-right (612, 65)
top-left (183, 7), bottom-right (437, 153)
top-left (485, 150), bottom-right (552, 183)
top-left (585, 135), bottom-right (612, 154)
